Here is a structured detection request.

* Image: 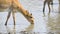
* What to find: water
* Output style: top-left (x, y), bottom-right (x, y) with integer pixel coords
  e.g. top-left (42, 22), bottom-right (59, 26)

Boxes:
top-left (0, 0), bottom-right (60, 34)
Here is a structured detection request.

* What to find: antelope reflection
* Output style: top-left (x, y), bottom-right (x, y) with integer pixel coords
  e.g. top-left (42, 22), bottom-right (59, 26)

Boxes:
top-left (20, 24), bottom-right (34, 34)
top-left (47, 13), bottom-right (60, 34)
top-left (25, 24), bottom-right (34, 32)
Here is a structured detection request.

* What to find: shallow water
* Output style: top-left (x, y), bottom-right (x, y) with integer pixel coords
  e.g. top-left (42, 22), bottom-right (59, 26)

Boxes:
top-left (0, 0), bottom-right (60, 34)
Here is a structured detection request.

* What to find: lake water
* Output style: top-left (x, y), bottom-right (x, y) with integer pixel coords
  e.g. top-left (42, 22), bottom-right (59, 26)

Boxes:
top-left (0, 0), bottom-right (60, 34)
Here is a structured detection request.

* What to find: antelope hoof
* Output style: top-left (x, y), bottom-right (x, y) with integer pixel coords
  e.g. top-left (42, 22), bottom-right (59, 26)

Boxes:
top-left (5, 23), bottom-right (7, 26)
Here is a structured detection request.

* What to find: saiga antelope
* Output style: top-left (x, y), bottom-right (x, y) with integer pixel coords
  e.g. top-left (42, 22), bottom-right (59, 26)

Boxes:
top-left (43, 0), bottom-right (53, 15)
top-left (0, 0), bottom-right (34, 25)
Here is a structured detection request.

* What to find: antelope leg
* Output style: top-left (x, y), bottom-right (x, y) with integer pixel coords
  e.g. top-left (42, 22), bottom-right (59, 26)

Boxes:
top-left (12, 10), bottom-right (16, 25)
top-left (48, 3), bottom-right (51, 14)
top-left (43, 1), bottom-right (46, 14)
top-left (5, 11), bottom-right (11, 25)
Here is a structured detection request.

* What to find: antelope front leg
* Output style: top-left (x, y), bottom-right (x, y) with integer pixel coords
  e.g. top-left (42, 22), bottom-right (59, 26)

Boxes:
top-left (5, 11), bottom-right (11, 25)
top-left (12, 10), bottom-right (16, 25)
